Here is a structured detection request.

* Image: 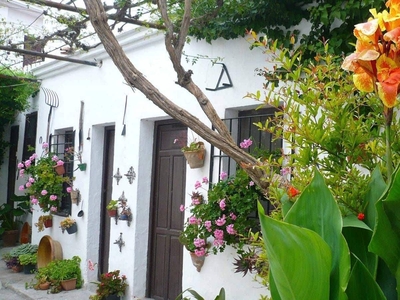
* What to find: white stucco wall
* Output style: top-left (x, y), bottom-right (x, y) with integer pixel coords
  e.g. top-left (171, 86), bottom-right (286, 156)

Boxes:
top-left (24, 27), bottom-right (272, 299)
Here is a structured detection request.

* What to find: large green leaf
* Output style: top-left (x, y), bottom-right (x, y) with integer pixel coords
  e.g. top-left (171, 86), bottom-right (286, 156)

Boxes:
top-left (259, 203), bottom-right (332, 300)
top-left (365, 167), bottom-right (386, 230)
top-left (284, 170), bottom-right (345, 299)
top-left (369, 164), bottom-right (400, 298)
top-left (342, 226), bottom-right (377, 277)
top-left (346, 256), bottom-right (386, 300)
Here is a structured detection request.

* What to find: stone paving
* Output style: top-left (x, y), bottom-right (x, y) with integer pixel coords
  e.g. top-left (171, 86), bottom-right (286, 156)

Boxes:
top-left (0, 245), bottom-right (93, 300)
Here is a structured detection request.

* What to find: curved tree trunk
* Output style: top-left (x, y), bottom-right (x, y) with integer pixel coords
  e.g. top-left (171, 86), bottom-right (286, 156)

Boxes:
top-left (82, 0), bottom-right (269, 190)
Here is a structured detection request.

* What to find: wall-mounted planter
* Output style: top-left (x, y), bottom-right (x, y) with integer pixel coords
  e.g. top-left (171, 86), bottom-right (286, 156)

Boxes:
top-left (77, 163), bottom-right (87, 171)
top-left (54, 165), bottom-right (65, 175)
top-left (183, 148), bottom-right (206, 169)
top-left (66, 223), bottom-right (78, 234)
top-left (189, 251), bottom-right (205, 272)
top-left (44, 219), bottom-right (53, 228)
top-left (37, 235), bottom-right (63, 268)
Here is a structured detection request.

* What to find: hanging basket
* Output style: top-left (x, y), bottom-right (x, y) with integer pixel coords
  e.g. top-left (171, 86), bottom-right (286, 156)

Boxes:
top-left (183, 148), bottom-right (206, 169)
top-left (189, 251), bottom-right (206, 272)
top-left (37, 235), bottom-right (63, 268)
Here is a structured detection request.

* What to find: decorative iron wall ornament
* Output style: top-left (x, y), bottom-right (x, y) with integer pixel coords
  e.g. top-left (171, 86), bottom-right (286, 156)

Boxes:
top-left (113, 232), bottom-right (125, 252)
top-left (205, 63), bottom-right (233, 91)
top-left (124, 166), bottom-right (136, 184)
top-left (113, 168), bottom-right (123, 185)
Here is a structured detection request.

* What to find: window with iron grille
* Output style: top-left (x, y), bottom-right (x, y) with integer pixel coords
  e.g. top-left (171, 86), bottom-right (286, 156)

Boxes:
top-left (49, 130), bottom-right (75, 216)
top-left (210, 107), bottom-right (282, 182)
top-left (210, 107), bottom-right (282, 214)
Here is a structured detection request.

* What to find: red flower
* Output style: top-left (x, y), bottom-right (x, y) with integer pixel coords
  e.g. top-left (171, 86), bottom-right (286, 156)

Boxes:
top-left (358, 213), bottom-right (365, 220)
top-left (288, 186), bottom-right (300, 198)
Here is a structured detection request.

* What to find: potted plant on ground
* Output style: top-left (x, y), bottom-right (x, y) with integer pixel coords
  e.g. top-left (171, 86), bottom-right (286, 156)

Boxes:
top-left (3, 243), bottom-right (38, 273)
top-left (0, 195), bottom-right (30, 246)
top-left (33, 266), bottom-right (51, 290)
top-left (60, 216), bottom-right (77, 234)
top-left (106, 200), bottom-right (119, 217)
top-left (34, 214), bottom-right (53, 232)
top-left (46, 256), bottom-right (82, 292)
top-left (89, 270), bottom-right (128, 300)
top-left (19, 253), bottom-right (37, 274)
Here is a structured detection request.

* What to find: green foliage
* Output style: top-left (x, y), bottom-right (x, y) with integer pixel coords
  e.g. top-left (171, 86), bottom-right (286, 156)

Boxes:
top-left (259, 166), bottom-right (400, 299)
top-left (106, 199), bottom-right (119, 210)
top-left (19, 144), bottom-right (73, 213)
top-left (164, 0), bottom-right (384, 59)
top-left (0, 70), bottom-right (39, 168)
top-left (0, 194), bottom-right (30, 233)
top-left (9, 243), bottom-right (38, 257)
top-left (246, 41), bottom-right (394, 216)
top-left (179, 169), bottom-right (266, 255)
top-left (176, 287), bottom-right (225, 300)
top-left (45, 256), bottom-right (83, 290)
top-left (18, 253), bottom-right (37, 265)
top-left (89, 270), bottom-right (128, 299)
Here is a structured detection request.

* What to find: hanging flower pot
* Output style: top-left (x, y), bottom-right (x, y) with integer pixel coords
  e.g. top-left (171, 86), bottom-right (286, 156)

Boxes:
top-left (54, 165), bottom-right (65, 175)
top-left (70, 189), bottom-right (80, 204)
top-left (77, 163), bottom-right (87, 171)
top-left (189, 251), bottom-right (206, 272)
top-left (44, 219), bottom-right (53, 228)
top-left (108, 209), bottom-right (117, 217)
top-left (183, 148), bottom-right (206, 169)
top-left (66, 223), bottom-right (78, 234)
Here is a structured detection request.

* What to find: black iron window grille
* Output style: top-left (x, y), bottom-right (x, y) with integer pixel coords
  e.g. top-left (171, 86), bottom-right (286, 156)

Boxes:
top-left (209, 107), bottom-right (282, 183)
top-left (49, 130), bottom-right (75, 216)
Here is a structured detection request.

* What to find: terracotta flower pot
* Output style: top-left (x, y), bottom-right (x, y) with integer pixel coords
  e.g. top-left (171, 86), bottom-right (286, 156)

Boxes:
top-left (37, 235), bottom-right (63, 268)
top-left (61, 278), bottom-right (77, 291)
top-left (107, 209), bottom-right (117, 217)
top-left (189, 251), bottom-right (206, 272)
top-left (12, 264), bottom-right (23, 273)
top-left (2, 229), bottom-right (19, 247)
top-left (54, 165), bottom-right (65, 175)
top-left (44, 219), bottom-right (53, 228)
top-left (183, 148), bottom-right (206, 169)
top-left (39, 282), bottom-right (50, 290)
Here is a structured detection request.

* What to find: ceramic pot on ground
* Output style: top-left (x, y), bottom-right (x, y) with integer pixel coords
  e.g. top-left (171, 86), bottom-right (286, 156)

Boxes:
top-left (105, 294), bottom-right (120, 300)
top-left (23, 264), bottom-right (36, 274)
top-left (38, 282), bottom-right (50, 290)
top-left (66, 223), bottom-right (78, 234)
top-left (37, 235), bottom-right (63, 268)
top-left (2, 229), bottom-right (19, 247)
top-left (61, 278), bottom-right (77, 291)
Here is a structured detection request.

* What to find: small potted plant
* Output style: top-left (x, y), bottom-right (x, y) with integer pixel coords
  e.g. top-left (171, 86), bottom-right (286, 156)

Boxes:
top-left (4, 243), bottom-right (38, 273)
top-left (89, 270), bottom-right (128, 300)
top-left (60, 216), bottom-right (77, 234)
top-left (33, 265), bottom-right (51, 290)
top-left (175, 138), bottom-right (206, 168)
top-left (35, 214), bottom-right (53, 232)
top-left (106, 200), bottom-right (119, 217)
top-left (19, 253), bottom-right (37, 274)
top-left (46, 256), bottom-right (82, 292)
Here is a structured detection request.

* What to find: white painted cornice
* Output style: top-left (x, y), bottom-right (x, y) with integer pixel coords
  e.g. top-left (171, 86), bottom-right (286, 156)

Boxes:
top-left (33, 27), bottom-right (164, 79)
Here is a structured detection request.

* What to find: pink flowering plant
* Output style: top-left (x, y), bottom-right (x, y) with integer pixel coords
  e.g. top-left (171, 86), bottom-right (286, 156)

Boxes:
top-left (18, 143), bottom-right (72, 213)
top-left (89, 270), bottom-right (128, 300)
top-left (179, 169), bottom-right (266, 257)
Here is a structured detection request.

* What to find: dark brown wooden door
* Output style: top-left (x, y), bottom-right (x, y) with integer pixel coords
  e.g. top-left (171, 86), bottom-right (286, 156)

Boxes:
top-left (148, 121), bottom-right (186, 300)
top-left (99, 126), bottom-right (115, 274)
